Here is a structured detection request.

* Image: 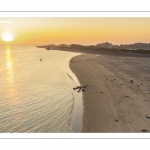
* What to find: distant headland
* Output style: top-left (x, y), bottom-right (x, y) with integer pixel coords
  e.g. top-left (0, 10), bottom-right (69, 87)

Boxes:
top-left (36, 42), bottom-right (150, 54)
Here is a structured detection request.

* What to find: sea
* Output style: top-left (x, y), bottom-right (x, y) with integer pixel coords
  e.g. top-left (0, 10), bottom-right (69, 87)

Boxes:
top-left (0, 46), bottom-right (82, 133)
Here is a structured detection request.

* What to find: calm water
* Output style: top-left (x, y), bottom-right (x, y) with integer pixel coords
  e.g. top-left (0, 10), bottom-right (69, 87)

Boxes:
top-left (0, 46), bottom-right (82, 132)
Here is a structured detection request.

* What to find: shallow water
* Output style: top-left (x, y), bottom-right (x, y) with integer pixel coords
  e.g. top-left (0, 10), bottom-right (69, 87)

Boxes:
top-left (0, 46), bottom-right (82, 132)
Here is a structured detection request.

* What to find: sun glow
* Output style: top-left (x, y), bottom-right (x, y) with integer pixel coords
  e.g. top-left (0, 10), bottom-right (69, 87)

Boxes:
top-left (1, 32), bottom-right (14, 42)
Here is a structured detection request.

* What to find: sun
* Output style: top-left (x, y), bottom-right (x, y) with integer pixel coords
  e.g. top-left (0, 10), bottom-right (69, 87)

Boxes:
top-left (1, 32), bottom-right (14, 42)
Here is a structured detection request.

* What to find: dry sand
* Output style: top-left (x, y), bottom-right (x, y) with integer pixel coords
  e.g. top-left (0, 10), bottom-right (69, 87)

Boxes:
top-left (70, 52), bottom-right (150, 132)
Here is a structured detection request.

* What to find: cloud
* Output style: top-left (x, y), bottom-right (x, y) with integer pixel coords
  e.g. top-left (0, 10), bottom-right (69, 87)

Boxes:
top-left (0, 20), bottom-right (13, 24)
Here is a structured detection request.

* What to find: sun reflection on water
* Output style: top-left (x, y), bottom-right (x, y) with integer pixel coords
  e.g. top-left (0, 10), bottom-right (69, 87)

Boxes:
top-left (6, 46), bottom-right (14, 84)
top-left (5, 46), bottom-right (21, 129)
top-left (5, 46), bottom-right (18, 106)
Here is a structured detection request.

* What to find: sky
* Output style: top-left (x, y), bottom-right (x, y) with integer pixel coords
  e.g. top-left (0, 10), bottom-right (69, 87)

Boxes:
top-left (0, 17), bottom-right (150, 46)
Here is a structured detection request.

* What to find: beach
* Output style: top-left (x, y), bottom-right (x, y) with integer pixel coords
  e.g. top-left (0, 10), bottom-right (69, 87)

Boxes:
top-left (70, 52), bottom-right (150, 132)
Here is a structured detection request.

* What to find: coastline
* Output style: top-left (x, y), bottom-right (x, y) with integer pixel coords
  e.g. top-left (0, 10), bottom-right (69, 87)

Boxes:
top-left (69, 52), bottom-right (150, 132)
top-left (66, 55), bottom-right (83, 133)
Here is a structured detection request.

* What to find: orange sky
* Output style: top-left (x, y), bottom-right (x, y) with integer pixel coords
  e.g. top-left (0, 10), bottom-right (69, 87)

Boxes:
top-left (0, 17), bottom-right (150, 45)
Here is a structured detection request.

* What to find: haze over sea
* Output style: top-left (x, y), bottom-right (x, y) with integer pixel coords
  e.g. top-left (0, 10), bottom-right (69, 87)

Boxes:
top-left (0, 46), bottom-right (82, 132)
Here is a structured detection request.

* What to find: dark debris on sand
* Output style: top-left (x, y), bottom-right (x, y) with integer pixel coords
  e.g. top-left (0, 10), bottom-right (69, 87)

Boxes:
top-left (142, 129), bottom-right (149, 132)
top-left (73, 85), bottom-right (88, 93)
top-left (130, 80), bottom-right (133, 83)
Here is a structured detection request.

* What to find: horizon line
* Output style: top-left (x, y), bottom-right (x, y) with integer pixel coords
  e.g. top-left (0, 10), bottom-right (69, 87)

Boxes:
top-left (1, 42), bottom-right (150, 46)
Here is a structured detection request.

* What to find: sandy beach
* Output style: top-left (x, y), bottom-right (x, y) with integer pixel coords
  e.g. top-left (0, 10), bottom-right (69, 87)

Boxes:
top-left (70, 52), bottom-right (150, 132)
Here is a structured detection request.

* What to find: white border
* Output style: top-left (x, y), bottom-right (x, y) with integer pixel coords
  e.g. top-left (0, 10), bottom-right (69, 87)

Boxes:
top-left (1, 12), bottom-right (150, 17)
top-left (0, 133), bottom-right (150, 139)
top-left (0, 0), bottom-right (150, 11)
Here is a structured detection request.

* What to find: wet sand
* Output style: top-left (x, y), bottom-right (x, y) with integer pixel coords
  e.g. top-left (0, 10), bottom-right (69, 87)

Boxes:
top-left (70, 52), bottom-right (150, 132)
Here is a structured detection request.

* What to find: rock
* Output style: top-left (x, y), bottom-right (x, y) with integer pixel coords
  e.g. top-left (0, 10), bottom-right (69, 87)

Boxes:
top-left (130, 80), bottom-right (133, 83)
top-left (142, 129), bottom-right (149, 132)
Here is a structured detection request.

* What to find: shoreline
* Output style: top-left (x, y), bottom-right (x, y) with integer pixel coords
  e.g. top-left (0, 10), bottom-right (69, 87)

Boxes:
top-left (66, 55), bottom-right (83, 133)
top-left (69, 52), bottom-right (150, 132)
